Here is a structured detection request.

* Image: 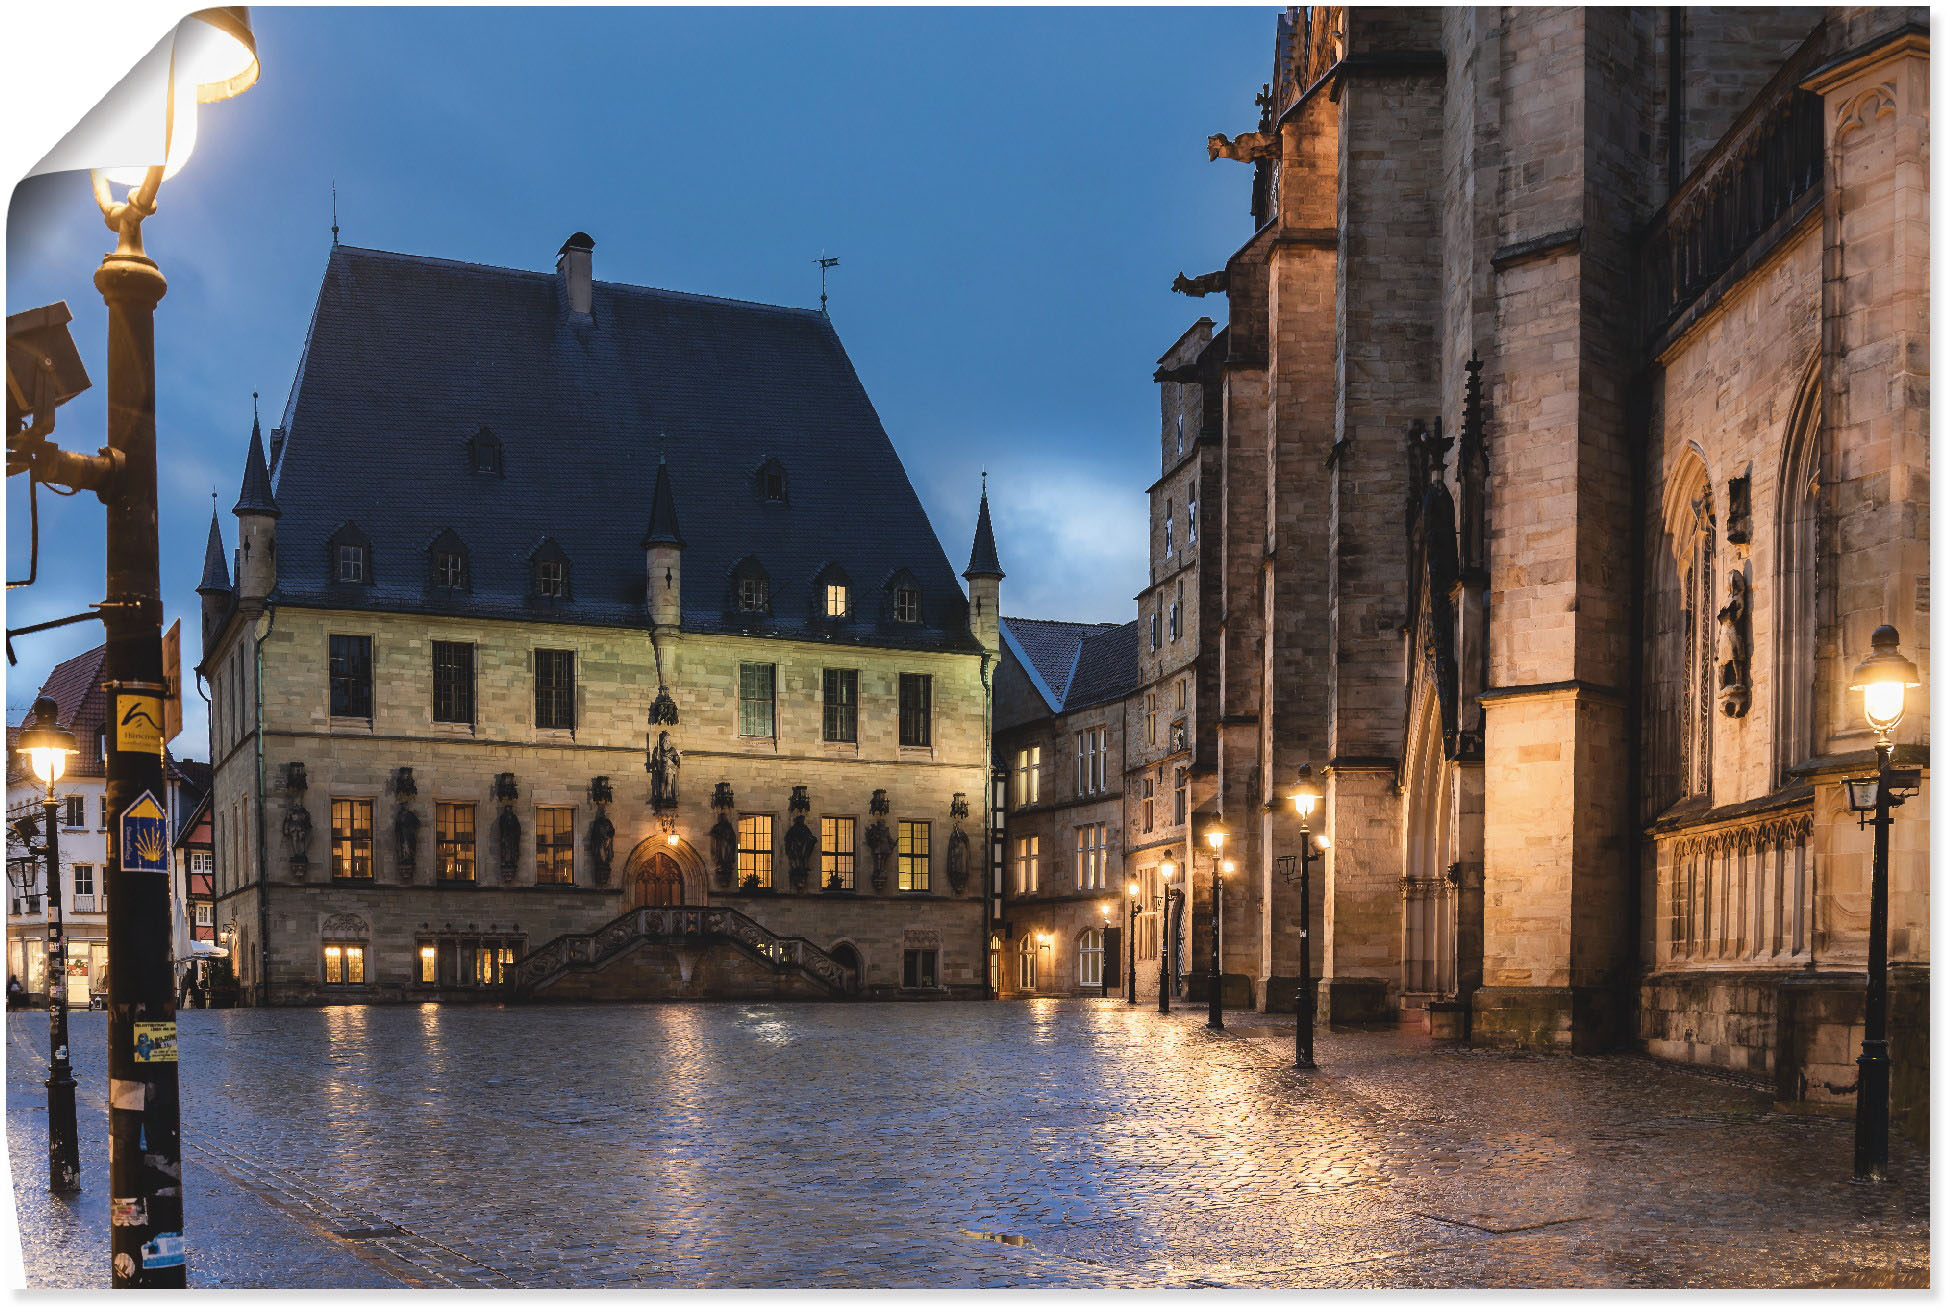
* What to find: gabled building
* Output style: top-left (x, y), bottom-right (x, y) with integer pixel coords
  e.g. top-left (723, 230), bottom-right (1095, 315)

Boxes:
top-left (199, 234), bottom-right (1000, 1004)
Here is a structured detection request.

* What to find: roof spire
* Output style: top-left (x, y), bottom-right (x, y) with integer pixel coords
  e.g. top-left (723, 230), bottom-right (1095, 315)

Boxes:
top-left (233, 408), bottom-right (280, 519)
top-left (197, 504), bottom-right (231, 594)
top-left (643, 453), bottom-right (684, 549)
top-left (963, 480), bottom-right (1004, 581)
top-left (331, 181), bottom-right (340, 246)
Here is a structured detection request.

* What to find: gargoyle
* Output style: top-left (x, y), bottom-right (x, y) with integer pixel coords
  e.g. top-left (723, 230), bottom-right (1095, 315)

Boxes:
top-left (1208, 130), bottom-right (1279, 163)
top-left (1171, 270), bottom-right (1229, 298)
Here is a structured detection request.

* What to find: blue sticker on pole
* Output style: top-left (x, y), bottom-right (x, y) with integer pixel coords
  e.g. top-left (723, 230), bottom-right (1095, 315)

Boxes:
top-left (120, 792), bottom-right (170, 875)
top-left (140, 1231), bottom-right (185, 1269)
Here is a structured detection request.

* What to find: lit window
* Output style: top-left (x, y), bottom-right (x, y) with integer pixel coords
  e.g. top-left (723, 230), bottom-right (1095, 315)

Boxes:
top-left (898, 821), bottom-right (931, 892)
top-left (821, 817), bottom-right (855, 889)
top-left (436, 802), bottom-right (475, 881)
top-left (1016, 835), bottom-right (1039, 894)
top-left (1018, 935), bottom-right (1038, 990)
top-left (893, 586), bottom-right (921, 624)
top-left (825, 582), bottom-right (849, 617)
top-left (330, 799), bottom-right (374, 879)
top-left (535, 806), bottom-right (574, 884)
top-left (323, 942), bottom-right (365, 985)
top-left (1079, 928), bottom-right (1103, 987)
top-left (417, 943), bottom-right (437, 984)
top-left (1014, 746), bottom-right (1041, 806)
top-left (739, 663), bottom-right (776, 738)
top-left (737, 815), bottom-right (773, 888)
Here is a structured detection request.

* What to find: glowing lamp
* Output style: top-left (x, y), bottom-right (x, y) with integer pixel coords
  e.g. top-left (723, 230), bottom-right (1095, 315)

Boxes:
top-left (1159, 853), bottom-right (1177, 882)
top-left (1204, 819), bottom-right (1227, 854)
top-left (1313, 834), bottom-right (1332, 852)
top-left (1849, 624), bottom-right (1922, 739)
top-left (1127, 881), bottom-right (1141, 900)
top-left (1289, 763), bottom-right (1322, 822)
top-left (15, 697), bottom-right (76, 792)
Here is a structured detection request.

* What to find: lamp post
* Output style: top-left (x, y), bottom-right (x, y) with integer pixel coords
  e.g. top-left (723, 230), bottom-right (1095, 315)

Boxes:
top-left (1204, 820), bottom-right (1228, 1030)
top-left (6, 14), bottom-right (261, 1285)
top-left (1844, 624), bottom-right (1923, 1183)
top-left (1156, 853), bottom-right (1178, 1014)
top-left (17, 697), bottom-right (79, 1192)
top-left (1287, 765), bottom-right (1330, 1070)
top-left (1125, 881), bottom-right (1139, 1005)
top-left (1097, 903), bottom-right (1111, 998)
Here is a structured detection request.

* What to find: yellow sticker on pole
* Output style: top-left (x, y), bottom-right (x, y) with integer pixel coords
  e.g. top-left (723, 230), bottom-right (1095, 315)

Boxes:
top-left (132, 1021), bottom-right (177, 1063)
top-left (116, 694), bottom-right (165, 755)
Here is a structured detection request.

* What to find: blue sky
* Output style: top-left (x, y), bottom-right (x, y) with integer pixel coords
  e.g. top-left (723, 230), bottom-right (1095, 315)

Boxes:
top-left (6, 5), bottom-right (1268, 747)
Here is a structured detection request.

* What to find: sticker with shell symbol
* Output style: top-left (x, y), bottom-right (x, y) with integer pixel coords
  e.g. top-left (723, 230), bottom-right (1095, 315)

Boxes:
top-left (120, 791), bottom-right (170, 875)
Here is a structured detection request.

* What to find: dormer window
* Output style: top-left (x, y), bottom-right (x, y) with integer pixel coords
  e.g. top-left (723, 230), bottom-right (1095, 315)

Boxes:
top-left (731, 558), bottom-right (772, 616)
top-left (326, 521), bottom-right (373, 586)
top-left (428, 529), bottom-right (470, 591)
top-left (812, 563), bottom-right (853, 621)
top-left (756, 458), bottom-right (787, 504)
top-left (894, 586), bottom-right (920, 624)
top-left (529, 538), bottom-right (571, 601)
top-left (468, 427), bottom-right (504, 475)
top-left (825, 583), bottom-right (849, 618)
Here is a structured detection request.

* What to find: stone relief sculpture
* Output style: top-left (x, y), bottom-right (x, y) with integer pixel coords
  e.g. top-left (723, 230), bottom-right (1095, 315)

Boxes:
top-left (1717, 570), bottom-right (1752, 718)
top-left (649, 688), bottom-right (680, 726)
top-left (648, 731), bottom-right (682, 812)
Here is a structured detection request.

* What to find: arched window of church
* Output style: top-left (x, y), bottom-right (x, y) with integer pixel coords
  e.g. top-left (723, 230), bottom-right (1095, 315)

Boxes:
top-left (1773, 370), bottom-right (1822, 786)
top-left (1677, 481), bottom-right (1716, 800)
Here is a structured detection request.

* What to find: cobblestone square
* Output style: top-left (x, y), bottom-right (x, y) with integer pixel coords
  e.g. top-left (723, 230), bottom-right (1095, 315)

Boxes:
top-left (7, 1000), bottom-right (1928, 1288)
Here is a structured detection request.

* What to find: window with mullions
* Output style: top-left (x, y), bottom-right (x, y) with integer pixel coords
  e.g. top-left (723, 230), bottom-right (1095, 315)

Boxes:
top-left (824, 583), bottom-right (850, 618)
top-left (535, 649), bottom-right (575, 730)
top-left (1142, 777), bottom-right (1155, 832)
top-left (737, 815), bottom-right (774, 888)
top-left (1015, 745), bottom-right (1040, 805)
top-left (822, 668), bottom-right (858, 743)
top-left (328, 635), bottom-right (373, 718)
top-left (1173, 766), bottom-right (1188, 826)
top-left (740, 663), bottom-right (776, 738)
top-left (330, 799), bottom-right (374, 880)
top-left (1015, 834), bottom-right (1038, 894)
top-left (821, 816), bottom-right (854, 889)
top-left (322, 942), bottom-right (366, 985)
top-left (62, 796), bottom-right (84, 828)
top-left (898, 673), bottom-right (932, 748)
top-left (535, 806), bottom-right (574, 884)
top-left (432, 641), bottom-right (475, 725)
top-left (893, 585), bottom-right (921, 624)
top-left (898, 820), bottom-right (930, 891)
top-left (1079, 928), bottom-right (1104, 987)
top-left (436, 802), bottom-right (475, 881)
top-left (902, 948), bottom-right (938, 989)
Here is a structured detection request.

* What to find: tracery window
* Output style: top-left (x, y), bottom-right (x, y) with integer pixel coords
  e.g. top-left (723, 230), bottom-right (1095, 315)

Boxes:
top-left (1677, 485), bottom-right (1716, 799)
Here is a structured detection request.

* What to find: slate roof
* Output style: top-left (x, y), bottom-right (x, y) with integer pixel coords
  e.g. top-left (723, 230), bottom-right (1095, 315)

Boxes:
top-left (198, 510), bottom-right (230, 593)
top-left (233, 416), bottom-right (278, 517)
top-left (10, 644), bottom-right (109, 782)
top-left (999, 617), bottom-right (1136, 713)
top-left (262, 243), bottom-right (976, 651)
top-left (964, 486), bottom-right (1003, 579)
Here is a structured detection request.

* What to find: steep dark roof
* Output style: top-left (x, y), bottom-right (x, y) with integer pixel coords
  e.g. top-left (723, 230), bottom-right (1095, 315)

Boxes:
top-left (1065, 620), bottom-right (1139, 710)
top-left (197, 509), bottom-right (231, 593)
top-left (999, 617), bottom-right (1135, 713)
top-left (263, 244), bottom-right (974, 650)
top-left (15, 644), bottom-right (110, 780)
top-left (963, 486), bottom-right (1003, 580)
top-left (233, 415), bottom-right (279, 518)
top-left (642, 456), bottom-right (684, 548)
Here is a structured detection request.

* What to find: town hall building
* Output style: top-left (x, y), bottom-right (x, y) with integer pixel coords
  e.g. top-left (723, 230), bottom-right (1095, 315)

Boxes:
top-left (198, 234), bottom-right (1002, 1004)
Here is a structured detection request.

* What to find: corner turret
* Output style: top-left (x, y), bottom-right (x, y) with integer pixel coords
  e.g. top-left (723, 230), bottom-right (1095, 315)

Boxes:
top-left (197, 505), bottom-right (232, 643)
top-left (232, 410), bottom-right (279, 606)
top-left (963, 478), bottom-right (1004, 653)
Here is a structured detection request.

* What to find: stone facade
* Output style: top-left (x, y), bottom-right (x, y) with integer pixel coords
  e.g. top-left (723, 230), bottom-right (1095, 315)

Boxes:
top-left (1009, 6), bottom-right (1929, 1120)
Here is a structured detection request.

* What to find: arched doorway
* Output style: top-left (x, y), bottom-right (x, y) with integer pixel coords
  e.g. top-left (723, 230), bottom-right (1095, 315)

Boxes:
top-left (829, 943), bottom-right (860, 976)
top-left (630, 852), bottom-right (684, 908)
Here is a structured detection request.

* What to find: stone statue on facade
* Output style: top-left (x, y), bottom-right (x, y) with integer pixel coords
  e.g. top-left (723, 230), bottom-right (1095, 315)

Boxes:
top-left (784, 815), bottom-right (817, 893)
top-left (586, 811), bottom-right (615, 885)
top-left (1717, 570), bottom-right (1752, 718)
top-left (709, 815), bottom-right (738, 888)
top-left (496, 805), bottom-right (522, 881)
top-left (649, 731), bottom-right (682, 812)
top-left (946, 792), bottom-right (971, 894)
top-left (393, 803), bottom-right (420, 881)
top-left (865, 819), bottom-right (895, 893)
top-left (282, 801), bottom-right (312, 879)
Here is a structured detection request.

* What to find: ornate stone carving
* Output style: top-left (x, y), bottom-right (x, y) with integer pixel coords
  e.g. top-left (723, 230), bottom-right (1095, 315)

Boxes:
top-left (393, 803), bottom-right (420, 881)
top-left (282, 761), bottom-right (307, 793)
top-left (710, 781), bottom-right (735, 812)
top-left (869, 788), bottom-right (890, 817)
top-left (947, 827), bottom-right (971, 895)
top-left (587, 776), bottom-right (615, 886)
top-left (648, 730), bottom-right (682, 813)
top-left (648, 688), bottom-right (680, 725)
top-left (1835, 81), bottom-right (1898, 143)
top-left (493, 772), bottom-right (519, 802)
top-left (1171, 269), bottom-right (1229, 297)
top-left (321, 912), bottom-right (368, 939)
top-left (589, 775), bottom-right (614, 806)
top-left (1717, 570), bottom-right (1752, 718)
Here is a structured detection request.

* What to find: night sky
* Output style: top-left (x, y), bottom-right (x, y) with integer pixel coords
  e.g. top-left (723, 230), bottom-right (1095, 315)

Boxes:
top-left (6, 6), bottom-right (1270, 748)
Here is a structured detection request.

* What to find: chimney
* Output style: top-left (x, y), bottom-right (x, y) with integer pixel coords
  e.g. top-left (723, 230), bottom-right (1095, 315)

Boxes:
top-left (556, 232), bottom-right (595, 317)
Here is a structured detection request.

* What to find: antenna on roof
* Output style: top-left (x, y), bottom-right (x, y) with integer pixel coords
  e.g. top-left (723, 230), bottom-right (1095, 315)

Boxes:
top-left (331, 182), bottom-right (340, 246)
top-left (816, 252), bottom-right (840, 316)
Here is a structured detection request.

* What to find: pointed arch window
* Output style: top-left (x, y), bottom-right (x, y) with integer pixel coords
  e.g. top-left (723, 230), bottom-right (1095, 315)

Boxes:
top-left (731, 557), bottom-right (772, 615)
top-left (468, 426), bottom-right (504, 476)
top-left (1662, 465), bottom-right (1717, 803)
top-left (428, 528), bottom-right (471, 592)
top-left (529, 538), bottom-right (571, 601)
top-left (1774, 372), bottom-right (1822, 785)
top-left (326, 521), bottom-right (373, 586)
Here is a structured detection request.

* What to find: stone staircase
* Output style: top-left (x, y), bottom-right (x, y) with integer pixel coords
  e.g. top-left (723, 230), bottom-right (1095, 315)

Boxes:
top-left (505, 904), bottom-right (859, 1001)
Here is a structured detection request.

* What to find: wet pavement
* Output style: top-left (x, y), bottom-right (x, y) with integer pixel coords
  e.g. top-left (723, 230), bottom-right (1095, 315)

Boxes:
top-left (7, 999), bottom-right (1929, 1288)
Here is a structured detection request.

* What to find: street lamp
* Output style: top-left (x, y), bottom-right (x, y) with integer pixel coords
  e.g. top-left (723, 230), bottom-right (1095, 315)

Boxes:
top-left (1097, 902), bottom-right (1111, 998)
top-left (1125, 881), bottom-right (1140, 1005)
top-left (1204, 819), bottom-right (1227, 1030)
top-left (16, 696), bottom-right (79, 1192)
top-left (5, 10), bottom-right (260, 1286)
top-left (1286, 764), bottom-right (1329, 1070)
top-left (1156, 852), bottom-right (1179, 1014)
top-left (1845, 623), bottom-right (1923, 1182)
